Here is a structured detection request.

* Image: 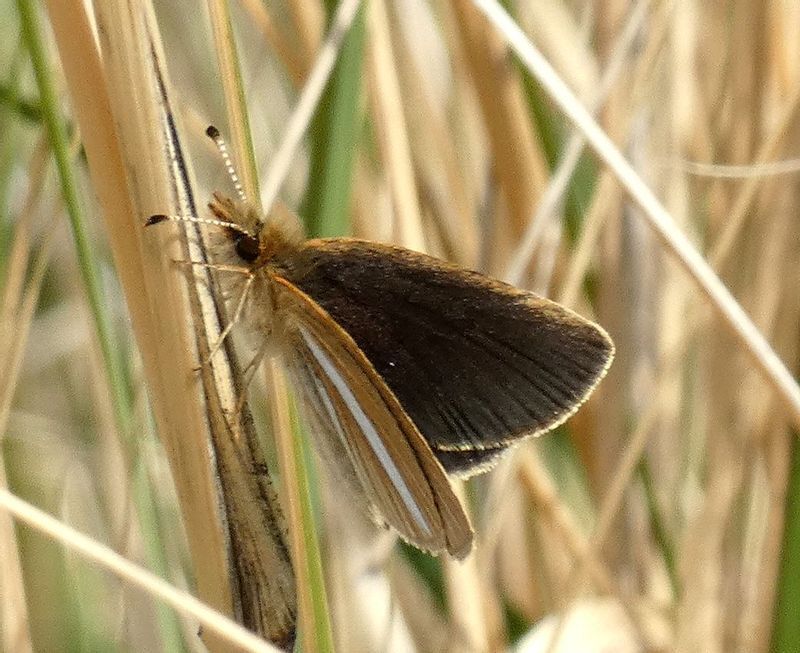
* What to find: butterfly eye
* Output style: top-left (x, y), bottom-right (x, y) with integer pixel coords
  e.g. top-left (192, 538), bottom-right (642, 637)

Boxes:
top-left (235, 233), bottom-right (260, 262)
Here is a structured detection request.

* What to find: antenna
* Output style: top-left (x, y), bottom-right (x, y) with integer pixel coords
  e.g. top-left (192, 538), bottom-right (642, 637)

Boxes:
top-left (205, 125), bottom-right (248, 203)
top-left (145, 213), bottom-right (251, 238)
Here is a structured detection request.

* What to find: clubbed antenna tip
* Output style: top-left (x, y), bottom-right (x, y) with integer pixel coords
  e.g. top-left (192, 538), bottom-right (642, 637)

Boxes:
top-left (146, 214), bottom-right (169, 226)
top-left (204, 126), bottom-right (247, 203)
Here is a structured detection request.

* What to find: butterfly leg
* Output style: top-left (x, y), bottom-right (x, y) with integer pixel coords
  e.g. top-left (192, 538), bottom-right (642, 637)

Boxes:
top-left (220, 338), bottom-right (271, 441)
top-left (171, 259), bottom-right (252, 275)
top-left (233, 339), bottom-right (272, 417)
top-left (203, 272), bottom-right (256, 366)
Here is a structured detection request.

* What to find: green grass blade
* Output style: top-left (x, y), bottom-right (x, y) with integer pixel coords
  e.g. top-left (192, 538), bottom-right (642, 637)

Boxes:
top-left (289, 399), bottom-right (335, 653)
top-left (639, 458), bottom-right (680, 596)
top-left (300, 3), bottom-right (366, 239)
top-left (17, 0), bottom-right (132, 432)
top-left (771, 433), bottom-right (800, 651)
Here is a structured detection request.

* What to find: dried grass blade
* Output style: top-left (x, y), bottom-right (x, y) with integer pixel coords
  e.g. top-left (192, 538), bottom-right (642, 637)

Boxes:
top-left (0, 489), bottom-right (283, 653)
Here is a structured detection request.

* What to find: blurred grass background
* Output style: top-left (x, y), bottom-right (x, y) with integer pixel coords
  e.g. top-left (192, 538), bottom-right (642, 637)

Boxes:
top-left (2, 0), bottom-right (800, 651)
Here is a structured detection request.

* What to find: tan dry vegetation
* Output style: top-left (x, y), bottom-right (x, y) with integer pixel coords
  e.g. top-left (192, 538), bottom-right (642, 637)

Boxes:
top-left (1, 1), bottom-right (799, 652)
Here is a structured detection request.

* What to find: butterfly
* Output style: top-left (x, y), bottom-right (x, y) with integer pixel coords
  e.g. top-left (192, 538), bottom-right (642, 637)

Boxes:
top-left (149, 127), bottom-right (614, 559)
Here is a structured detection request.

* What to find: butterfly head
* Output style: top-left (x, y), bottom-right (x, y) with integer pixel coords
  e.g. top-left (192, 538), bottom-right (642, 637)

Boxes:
top-left (208, 191), bottom-right (303, 268)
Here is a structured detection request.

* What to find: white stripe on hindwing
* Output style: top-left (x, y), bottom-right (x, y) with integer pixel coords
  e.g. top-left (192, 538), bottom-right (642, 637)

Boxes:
top-left (298, 326), bottom-right (432, 536)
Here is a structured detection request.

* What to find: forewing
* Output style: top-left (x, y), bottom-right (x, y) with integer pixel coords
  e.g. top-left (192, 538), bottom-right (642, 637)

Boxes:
top-left (271, 275), bottom-right (473, 558)
top-left (281, 239), bottom-right (614, 476)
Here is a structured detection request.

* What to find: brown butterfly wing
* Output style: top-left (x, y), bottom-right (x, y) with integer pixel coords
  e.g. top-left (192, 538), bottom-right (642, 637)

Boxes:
top-left (271, 275), bottom-right (473, 558)
top-left (279, 239), bottom-right (614, 476)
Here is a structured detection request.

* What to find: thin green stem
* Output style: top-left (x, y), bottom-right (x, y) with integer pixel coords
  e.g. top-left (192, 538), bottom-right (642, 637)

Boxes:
top-left (17, 0), bottom-right (132, 433)
top-left (0, 84), bottom-right (42, 124)
top-left (638, 459), bottom-right (680, 596)
top-left (0, 44), bottom-right (28, 269)
top-left (771, 432), bottom-right (800, 651)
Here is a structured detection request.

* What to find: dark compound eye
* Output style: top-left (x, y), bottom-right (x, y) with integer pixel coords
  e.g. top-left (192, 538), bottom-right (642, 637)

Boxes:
top-left (235, 233), bottom-right (260, 262)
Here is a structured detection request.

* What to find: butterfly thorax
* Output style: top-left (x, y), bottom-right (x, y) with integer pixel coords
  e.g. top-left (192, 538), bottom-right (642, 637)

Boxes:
top-left (208, 191), bottom-right (306, 351)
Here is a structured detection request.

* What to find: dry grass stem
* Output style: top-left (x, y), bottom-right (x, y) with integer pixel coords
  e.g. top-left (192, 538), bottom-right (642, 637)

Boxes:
top-left (260, 0), bottom-right (362, 216)
top-left (516, 450), bottom-right (614, 594)
top-left (0, 489), bottom-right (282, 653)
top-left (503, 0), bottom-right (655, 287)
top-left (366, 0), bottom-right (425, 250)
top-left (238, 0), bottom-right (306, 87)
top-left (451, 0), bottom-right (549, 269)
top-left (286, 0), bottom-right (325, 63)
top-left (49, 0), bottom-right (296, 648)
top-left (707, 81), bottom-right (800, 268)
